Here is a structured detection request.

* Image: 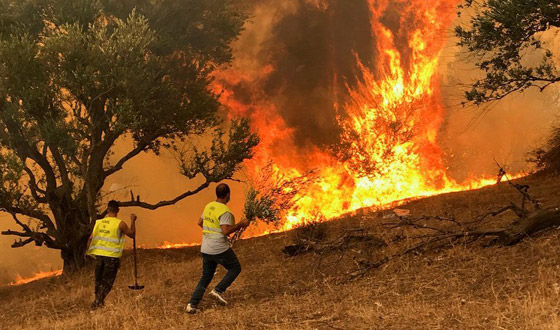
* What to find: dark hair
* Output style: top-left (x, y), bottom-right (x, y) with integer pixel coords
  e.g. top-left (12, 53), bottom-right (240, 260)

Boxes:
top-left (107, 200), bottom-right (120, 213)
top-left (215, 183), bottom-right (230, 199)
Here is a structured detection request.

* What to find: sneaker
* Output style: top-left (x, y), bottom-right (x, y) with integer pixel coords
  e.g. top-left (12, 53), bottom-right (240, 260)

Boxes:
top-left (210, 289), bottom-right (228, 305)
top-left (186, 303), bottom-right (197, 314)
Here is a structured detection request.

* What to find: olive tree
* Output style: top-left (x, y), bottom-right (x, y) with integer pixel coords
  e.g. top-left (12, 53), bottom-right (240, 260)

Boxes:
top-left (0, 0), bottom-right (258, 272)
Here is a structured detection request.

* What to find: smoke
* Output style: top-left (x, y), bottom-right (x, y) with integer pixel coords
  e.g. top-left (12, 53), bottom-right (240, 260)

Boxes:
top-left (1, 0), bottom-right (558, 284)
top-left (224, 0), bottom-right (377, 150)
top-left (438, 17), bottom-right (560, 179)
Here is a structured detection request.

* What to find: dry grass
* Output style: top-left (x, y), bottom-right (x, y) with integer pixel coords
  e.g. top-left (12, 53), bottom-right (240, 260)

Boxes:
top-left (2, 175), bottom-right (560, 329)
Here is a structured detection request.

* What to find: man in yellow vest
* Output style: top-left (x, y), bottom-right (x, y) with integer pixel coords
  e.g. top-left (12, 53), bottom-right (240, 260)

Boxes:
top-left (187, 183), bottom-right (249, 314)
top-left (86, 200), bottom-right (137, 309)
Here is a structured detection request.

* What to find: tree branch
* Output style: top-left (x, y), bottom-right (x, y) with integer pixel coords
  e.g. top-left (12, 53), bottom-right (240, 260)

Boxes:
top-left (2, 229), bottom-right (60, 249)
top-left (23, 167), bottom-right (48, 203)
top-left (1, 206), bottom-right (56, 232)
top-left (48, 145), bottom-right (72, 193)
top-left (10, 237), bottom-right (35, 248)
top-left (9, 212), bottom-right (32, 233)
top-left (2, 213), bottom-right (60, 249)
top-left (104, 140), bottom-right (151, 177)
top-left (4, 117), bottom-right (59, 193)
top-left (118, 181), bottom-right (211, 210)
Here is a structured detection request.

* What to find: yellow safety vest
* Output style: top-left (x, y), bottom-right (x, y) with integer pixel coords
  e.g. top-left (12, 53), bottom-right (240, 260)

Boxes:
top-left (87, 217), bottom-right (125, 258)
top-left (202, 201), bottom-right (231, 239)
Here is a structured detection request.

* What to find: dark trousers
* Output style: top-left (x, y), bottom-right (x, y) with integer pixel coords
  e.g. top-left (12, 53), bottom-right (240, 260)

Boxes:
top-left (94, 256), bottom-right (120, 305)
top-left (189, 248), bottom-right (242, 306)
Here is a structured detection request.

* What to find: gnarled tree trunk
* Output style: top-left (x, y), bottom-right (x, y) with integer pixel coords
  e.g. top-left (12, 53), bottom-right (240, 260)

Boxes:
top-left (61, 238), bottom-right (90, 273)
top-left (55, 202), bottom-right (95, 274)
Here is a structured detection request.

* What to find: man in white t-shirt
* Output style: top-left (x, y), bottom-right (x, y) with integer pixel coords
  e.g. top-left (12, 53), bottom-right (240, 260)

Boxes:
top-left (187, 183), bottom-right (248, 314)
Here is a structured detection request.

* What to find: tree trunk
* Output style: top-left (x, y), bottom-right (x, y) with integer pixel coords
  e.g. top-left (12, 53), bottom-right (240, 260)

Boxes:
top-left (499, 207), bottom-right (560, 245)
top-left (61, 236), bottom-right (89, 273)
top-left (53, 199), bottom-right (95, 274)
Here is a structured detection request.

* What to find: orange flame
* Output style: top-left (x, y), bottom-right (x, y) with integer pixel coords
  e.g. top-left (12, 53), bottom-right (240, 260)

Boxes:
top-left (9, 270), bottom-right (62, 286)
top-left (209, 1), bottom-right (525, 235)
top-left (157, 241), bottom-right (200, 249)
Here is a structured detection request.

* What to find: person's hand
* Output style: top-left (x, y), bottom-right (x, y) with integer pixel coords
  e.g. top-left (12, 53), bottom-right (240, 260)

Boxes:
top-left (239, 218), bottom-right (250, 228)
top-left (130, 214), bottom-right (137, 222)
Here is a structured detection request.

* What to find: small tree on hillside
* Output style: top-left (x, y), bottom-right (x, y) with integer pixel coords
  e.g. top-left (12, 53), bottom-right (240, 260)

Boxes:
top-left (0, 0), bottom-right (258, 272)
top-left (456, 0), bottom-right (560, 105)
top-left (456, 0), bottom-right (560, 172)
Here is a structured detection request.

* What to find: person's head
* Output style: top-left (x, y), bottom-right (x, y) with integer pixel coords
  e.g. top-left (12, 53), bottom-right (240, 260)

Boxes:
top-left (107, 200), bottom-right (120, 215)
top-left (215, 183), bottom-right (231, 203)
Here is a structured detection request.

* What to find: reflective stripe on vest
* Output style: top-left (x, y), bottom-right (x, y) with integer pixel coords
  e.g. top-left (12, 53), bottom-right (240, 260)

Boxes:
top-left (93, 236), bottom-right (124, 244)
top-left (202, 201), bottom-right (231, 239)
top-left (88, 245), bottom-right (123, 253)
top-left (87, 217), bottom-right (125, 258)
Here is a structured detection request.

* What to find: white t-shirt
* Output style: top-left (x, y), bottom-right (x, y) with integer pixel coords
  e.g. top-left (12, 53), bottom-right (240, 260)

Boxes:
top-left (200, 211), bottom-right (234, 255)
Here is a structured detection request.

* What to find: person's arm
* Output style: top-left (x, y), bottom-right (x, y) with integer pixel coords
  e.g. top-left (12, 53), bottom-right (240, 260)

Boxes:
top-left (86, 234), bottom-right (93, 249)
top-left (197, 215), bottom-right (203, 228)
top-left (220, 215), bottom-right (249, 237)
top-left (85, 233), bottom-right (93, 257)
top-left (119, 214), bottom-right (137, 238)
top-left (84, 222), bottom-right (97, 256)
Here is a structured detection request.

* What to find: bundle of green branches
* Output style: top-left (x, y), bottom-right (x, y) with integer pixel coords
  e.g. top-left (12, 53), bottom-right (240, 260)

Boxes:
top-left (229, 162), bottom-right (315, 245)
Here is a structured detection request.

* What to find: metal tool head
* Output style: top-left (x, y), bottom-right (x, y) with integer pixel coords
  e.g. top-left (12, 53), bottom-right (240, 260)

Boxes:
top-left (128, 284), bottom-right (145, 290)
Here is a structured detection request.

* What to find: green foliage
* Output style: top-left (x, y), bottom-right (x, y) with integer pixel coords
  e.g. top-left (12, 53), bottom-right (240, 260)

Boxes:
top-left (456, 0), bottom-right (560, 104)
top-left (243, 188), bottom-right (279, 224)
top-left (180, 118), bottom-right (259, 182)
top-left (100, 0), bottom-right (248, 63)
top-left (229, 163), bottom-right (317, 244)
top-left (0, 0), bottom-right (255, 268)
top-left (0, 152), bottom-right (25, 205)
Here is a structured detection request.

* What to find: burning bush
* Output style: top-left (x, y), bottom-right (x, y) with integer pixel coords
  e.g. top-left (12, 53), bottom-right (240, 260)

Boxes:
top-left (292, 213), bottom-right (328, 246)
top-left (280, 213), bottom-right (328, 257)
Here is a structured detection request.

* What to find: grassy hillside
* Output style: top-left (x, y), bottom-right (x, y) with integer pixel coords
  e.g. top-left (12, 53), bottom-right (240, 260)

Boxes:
top-left (1, 175), bottom-right (560, 329)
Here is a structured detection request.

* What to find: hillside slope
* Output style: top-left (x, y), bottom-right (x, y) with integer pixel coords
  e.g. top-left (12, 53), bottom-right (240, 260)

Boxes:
top-left (1, 175), bottom-right (560, 329)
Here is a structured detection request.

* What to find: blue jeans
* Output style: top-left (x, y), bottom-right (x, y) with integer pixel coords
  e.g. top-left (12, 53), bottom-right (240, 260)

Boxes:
top-left (189, 248), bottom-right (241, 306)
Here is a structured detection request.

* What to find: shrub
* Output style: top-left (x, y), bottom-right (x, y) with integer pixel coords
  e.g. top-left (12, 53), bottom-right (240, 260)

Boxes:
top-left (529, 124), bottom-right (560, 174)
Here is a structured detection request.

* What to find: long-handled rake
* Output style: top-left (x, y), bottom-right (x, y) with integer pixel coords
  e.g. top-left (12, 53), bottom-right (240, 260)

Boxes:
top-left (128, 235), bottom-right (144, 290)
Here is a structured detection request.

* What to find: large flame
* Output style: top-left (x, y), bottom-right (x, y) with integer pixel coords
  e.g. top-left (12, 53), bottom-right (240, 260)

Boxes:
top-left (210, 0), bottom-right (523, 234)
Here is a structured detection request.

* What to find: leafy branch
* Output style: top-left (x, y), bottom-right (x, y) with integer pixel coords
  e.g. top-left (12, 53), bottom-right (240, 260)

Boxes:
top-left (230, 162), bottom-right (316, 244)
